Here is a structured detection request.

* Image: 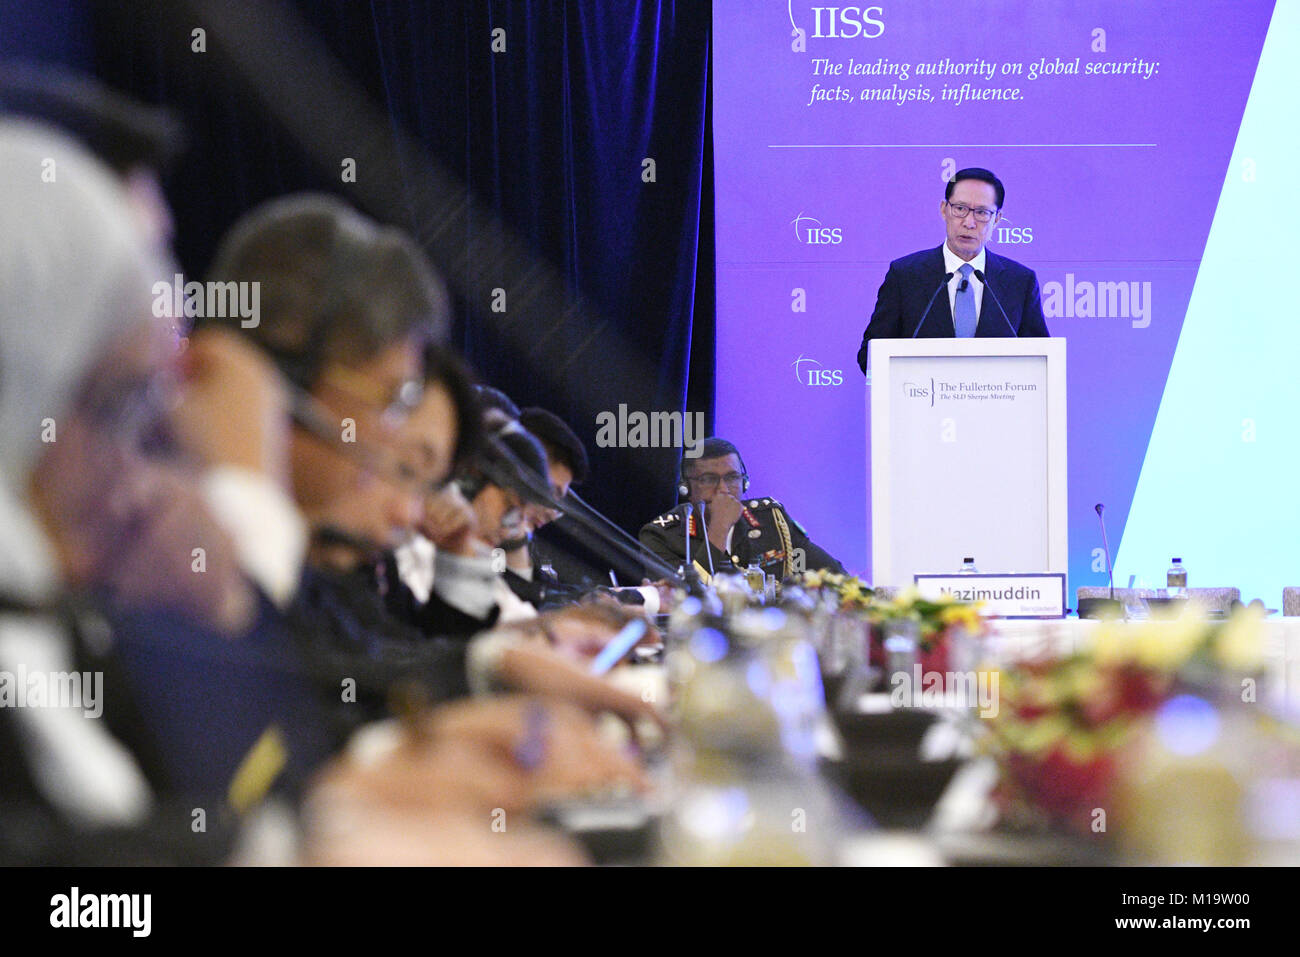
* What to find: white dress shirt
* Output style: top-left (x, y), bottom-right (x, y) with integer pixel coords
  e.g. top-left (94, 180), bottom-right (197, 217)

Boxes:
top-left (942, 242), bottom-right (986, 331)
top-left (0, 483), bottom-right (152, 828)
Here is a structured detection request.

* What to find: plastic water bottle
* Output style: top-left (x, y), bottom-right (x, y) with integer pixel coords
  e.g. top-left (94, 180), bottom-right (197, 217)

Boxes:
top-left (958, 557), bottom-right (978, 575)
top-left (1167, 558), bottom-right (1188, 599)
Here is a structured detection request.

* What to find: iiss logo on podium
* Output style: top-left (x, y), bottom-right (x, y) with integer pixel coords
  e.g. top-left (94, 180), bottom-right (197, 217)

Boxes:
top-left (903, 376), bottom-right (1038, 405)
top-left (901, 379), bottom-right (934, 406)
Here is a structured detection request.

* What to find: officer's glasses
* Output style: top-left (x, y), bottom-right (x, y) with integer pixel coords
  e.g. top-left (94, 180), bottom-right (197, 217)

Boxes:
top-left (688, 471), bottom-right (746, 490)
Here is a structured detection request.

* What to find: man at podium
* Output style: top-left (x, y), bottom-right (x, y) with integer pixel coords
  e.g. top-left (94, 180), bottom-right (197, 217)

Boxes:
top-left (856, 167), bottom-right (1050, 374)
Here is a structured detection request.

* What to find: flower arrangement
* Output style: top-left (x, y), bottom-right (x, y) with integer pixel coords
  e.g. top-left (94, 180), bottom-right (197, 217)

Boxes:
top-left (864, 586), bottom-right (987, 652)
top-left (791, 569), bottom-right (874, 612)
top-left (790, 576), bottom-right (987, 675)
top-left (985, 607), bottom-right (1267, 833)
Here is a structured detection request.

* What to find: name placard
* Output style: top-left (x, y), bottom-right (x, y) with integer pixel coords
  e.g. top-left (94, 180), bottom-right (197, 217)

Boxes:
top-left (913, 572), bottom-right (1066, 619)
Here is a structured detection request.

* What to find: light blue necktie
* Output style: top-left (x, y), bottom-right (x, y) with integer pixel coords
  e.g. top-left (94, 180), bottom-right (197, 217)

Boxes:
top-left (953, 263), bottom-right (977, 337)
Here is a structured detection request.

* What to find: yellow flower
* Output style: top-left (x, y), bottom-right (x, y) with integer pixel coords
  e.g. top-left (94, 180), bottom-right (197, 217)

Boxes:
top-left (939, 604), bottom-right (984, 632)
top-left (1018, 715), bottom-right (1072, 755)
top-left (1091, 623), bottom-right (1133, 667)
top-left (1213, 605), bottom-right (1265, 672)
top-left (1131, 617), bottom-right (1207, 672)
top-left (1066, 661), bottom-right (1105, 701)
top-left (894, 585), bottom-right (922, 606)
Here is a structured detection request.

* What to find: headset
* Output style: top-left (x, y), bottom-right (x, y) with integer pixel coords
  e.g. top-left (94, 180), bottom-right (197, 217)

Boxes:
top-left (677, 442), bottom-right (750, 499)
top-left (228, 213), bottom-right (372, 393)
top-left (454, 415), bottom-right (551, 507)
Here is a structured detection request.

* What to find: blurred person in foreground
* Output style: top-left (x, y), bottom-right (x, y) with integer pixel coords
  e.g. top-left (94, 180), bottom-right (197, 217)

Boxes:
top-left (208, 194), bottom-right (661, 725)
top-left (515, 405), bottom-right (676, 614)
top-left (384, 403), bottom-right (551, 634)
top-left (0, 117), bottom-right (274, 862)
top-left (0, 115), bottom-right (648, 863)
top-left (454, 400), bottom-right (670, 616)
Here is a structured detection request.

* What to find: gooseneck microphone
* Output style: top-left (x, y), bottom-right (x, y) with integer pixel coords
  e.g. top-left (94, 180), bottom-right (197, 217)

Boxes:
top-left (1095, 503), bottom-right (1116, 600)
top-left (679, 502), bottom-right (703, 594)
top-left (699, 502), bottom-right (717, 578)
top-left (682, 501), bottom-right (694, 567)
top-left (972, 268), bottom-right (1017, 336)
top-left (909, 272), bottom-right (955, 338)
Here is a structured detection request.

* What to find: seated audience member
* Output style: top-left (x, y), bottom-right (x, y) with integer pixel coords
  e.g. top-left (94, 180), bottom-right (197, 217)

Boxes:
top-left (505, 407), bottom-right (588, 594)
top-left (474, 384), bottom-right (521, 418)
top-left (0, 72), bottom-right (350, 810)
top-left (0, 118), bottom-right (262, 862)
top-left (0, 60), bottom-right (182, 255)
top-left (639, 437), bottom-right (845, 579)
top-left (1, 107), bottom-right (652, 867)
top-left (209, 194), bottom-right (657, 726)
top-left (409, 410), bottom-right (554, 633)
top-left (502, 405), bottom-right (671, 613)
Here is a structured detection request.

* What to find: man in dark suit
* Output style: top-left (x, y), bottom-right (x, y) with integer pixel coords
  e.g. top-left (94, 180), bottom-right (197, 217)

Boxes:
top-left (856, 167), bottom-right (1049, 373)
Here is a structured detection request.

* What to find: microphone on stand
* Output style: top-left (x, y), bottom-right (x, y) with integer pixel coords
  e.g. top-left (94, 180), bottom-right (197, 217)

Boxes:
top-left (1095, 503), bottom-right (1115, 600)
top-left (972, 268), bottom-right (1017, 336)
top-left (679, 502), bottom-right (702, 593)
top-left (699, 501), bottom-right (717, 579)
top-left (1079, 503), bottom-right (1124, 620)
top-left (909, 272), bottom-right (955, 338)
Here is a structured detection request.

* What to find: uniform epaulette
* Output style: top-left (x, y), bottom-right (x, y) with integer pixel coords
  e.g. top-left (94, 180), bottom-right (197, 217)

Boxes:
top-left (646, 509), bottom-right (682, 529)
top-left (746, 498), bottom-right (807, 535)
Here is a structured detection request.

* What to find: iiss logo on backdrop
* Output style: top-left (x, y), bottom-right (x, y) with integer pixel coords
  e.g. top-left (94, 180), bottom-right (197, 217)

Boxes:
top-left (791, 212), bottom-right (843, 246)
top-left (902, 377), bottom-right (1037, 405)
top-left (787, 2), bottom-right (885, 40)
top-left (793, 354), bottom-right (843, 386)
top-left (994, 216), bottom-right (1034, 246)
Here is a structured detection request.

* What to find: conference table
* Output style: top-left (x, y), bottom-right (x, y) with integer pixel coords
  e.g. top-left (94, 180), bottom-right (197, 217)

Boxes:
top-left (588, 614), bottom-right (1300, 866)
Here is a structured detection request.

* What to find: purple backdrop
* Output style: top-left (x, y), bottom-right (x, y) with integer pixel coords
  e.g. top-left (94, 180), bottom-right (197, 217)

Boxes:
top-left (713, 0), bottom-right (1273, 589)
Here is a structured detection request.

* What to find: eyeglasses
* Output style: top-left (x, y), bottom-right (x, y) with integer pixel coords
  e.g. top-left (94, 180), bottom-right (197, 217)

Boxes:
top-left (318, 364), bottom-right (424, 427)
top-left (945, 202), bottom-right (998, 223)
top-left (78, 373), bottom-right (179, 457)
top-left (291, 389), bottom-right (434, 497)
top-left (686, 471), bottom-right (747, 490)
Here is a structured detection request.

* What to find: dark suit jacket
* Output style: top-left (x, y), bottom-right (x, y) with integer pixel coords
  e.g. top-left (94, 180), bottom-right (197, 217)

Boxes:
top-left (856, 245), bottom-right (1049, 373)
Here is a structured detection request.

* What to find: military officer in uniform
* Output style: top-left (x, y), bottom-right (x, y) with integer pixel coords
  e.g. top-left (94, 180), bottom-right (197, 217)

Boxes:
top-left (638, 437), bottom-right (844, 579)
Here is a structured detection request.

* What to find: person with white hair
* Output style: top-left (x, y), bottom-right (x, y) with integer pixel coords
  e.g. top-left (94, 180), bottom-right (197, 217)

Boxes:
top-left (0, 116), bottom-right (260, 861)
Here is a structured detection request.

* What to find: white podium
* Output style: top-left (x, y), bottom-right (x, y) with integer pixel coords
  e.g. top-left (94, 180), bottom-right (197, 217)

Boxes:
top-left (868, 338), bottom-right (1067, 587)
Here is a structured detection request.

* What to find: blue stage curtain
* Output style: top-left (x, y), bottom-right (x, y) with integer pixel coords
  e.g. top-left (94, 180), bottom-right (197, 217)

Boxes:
top-left (91, 0), bottom-right (713, 552)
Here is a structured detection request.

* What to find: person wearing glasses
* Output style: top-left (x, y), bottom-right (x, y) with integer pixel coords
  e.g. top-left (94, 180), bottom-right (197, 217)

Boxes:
top-left (213, 195), bottom-right (661, 727)
top-left (855, 167), bottom-right (1049, 373)
top-left (639, 437), bottom-right (844, 578)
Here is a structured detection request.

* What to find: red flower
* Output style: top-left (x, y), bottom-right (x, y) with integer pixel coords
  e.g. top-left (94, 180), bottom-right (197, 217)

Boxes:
top-left (1007, 746), bottom-right (1116, 826)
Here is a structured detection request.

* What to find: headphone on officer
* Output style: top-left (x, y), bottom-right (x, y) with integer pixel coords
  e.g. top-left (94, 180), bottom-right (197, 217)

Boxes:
top-left (677, 444), bottom-right (750, 498)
